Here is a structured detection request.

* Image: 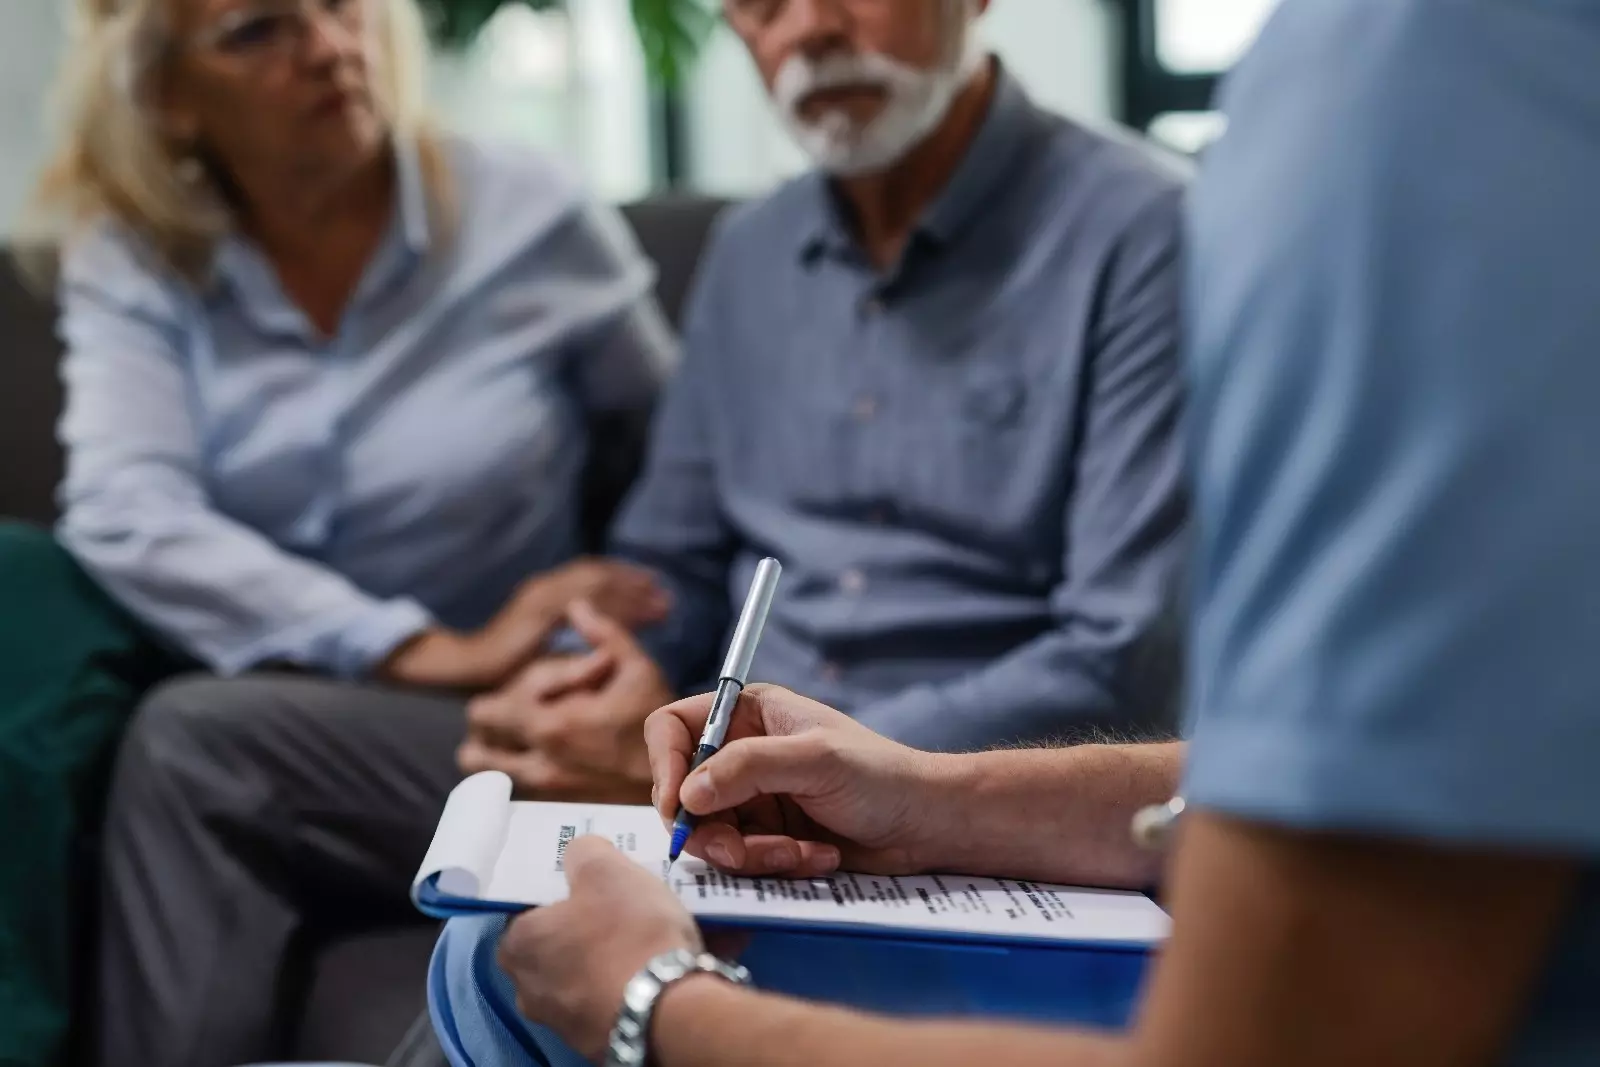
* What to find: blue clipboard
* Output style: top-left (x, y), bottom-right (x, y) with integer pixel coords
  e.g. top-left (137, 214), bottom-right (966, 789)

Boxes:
top-left (415, 873), bottom-right (1156, 1028)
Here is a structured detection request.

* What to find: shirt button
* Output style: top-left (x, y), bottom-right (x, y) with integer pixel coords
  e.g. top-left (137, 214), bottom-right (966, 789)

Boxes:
top-left (860, 295), bottom-right (885, 318)
top-left (852, 396), bottom-right (879, 421)
top-left (820, 662), bottom-right (842, 683)
top-left (839, 568), bottom-right (867, 594)
top-left (867, 507), bottom-right (890, 526)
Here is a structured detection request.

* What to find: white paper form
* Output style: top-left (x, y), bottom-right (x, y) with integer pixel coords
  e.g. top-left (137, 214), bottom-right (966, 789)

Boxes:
top-left (414, 770), bottom-right (515, 898)
top-left (481, 802), bottom-right (673, 904)
top-left (670, 865), bottom-right (1170, 945)
top-left (413, 777), bottom-right (673, 905)
top-left (414, 779), bottom-right (1170, 948)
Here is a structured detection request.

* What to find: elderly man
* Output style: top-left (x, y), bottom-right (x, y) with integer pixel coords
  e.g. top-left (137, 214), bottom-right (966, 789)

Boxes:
top-left (457, 0), bottom-right (1189, 801)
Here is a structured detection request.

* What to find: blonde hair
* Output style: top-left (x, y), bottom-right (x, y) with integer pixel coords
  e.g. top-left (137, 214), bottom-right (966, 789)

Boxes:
top-left (24, 0), bottom-right (452, 281)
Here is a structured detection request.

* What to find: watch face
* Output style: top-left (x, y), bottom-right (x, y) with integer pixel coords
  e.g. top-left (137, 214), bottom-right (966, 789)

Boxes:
top-left (651, 949), bottom-right (702, 986)
top-left (623, 972), bottom-right (661, 1014)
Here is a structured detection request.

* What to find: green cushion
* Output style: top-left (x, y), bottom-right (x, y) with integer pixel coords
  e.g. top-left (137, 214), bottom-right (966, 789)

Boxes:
top-left (0, 523), bottom-right (184, 1067)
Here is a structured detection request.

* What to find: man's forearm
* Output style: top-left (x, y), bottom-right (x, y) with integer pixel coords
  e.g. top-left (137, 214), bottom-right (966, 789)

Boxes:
top-left (655, 976), bottom-right (1128, 1067)
top-left (919, 742), bottom-right (1184, 888)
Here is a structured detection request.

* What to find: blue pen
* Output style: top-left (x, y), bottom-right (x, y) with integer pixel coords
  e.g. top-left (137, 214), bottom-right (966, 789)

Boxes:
top-left (668, 557), bottom-right (783, 864)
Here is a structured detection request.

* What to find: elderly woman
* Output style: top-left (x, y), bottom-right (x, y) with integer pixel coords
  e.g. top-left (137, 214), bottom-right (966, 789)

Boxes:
top-left (0, 0), bottom-right (677, 1062)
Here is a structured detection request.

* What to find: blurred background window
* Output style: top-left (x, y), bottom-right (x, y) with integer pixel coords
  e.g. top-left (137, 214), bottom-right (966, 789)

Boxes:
top-left (1154, 0), bottom-right (1277, 73)
top-left (430, 0), bottom-right (654, 201)
top-left (0, 0), bottom-right (1285, 228)
top-left (1127, 0), bottom-right (1279, 155)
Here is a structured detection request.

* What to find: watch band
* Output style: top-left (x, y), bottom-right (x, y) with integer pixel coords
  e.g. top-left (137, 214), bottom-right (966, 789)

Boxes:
top-left (603, 948), bottom-right (752, 1067)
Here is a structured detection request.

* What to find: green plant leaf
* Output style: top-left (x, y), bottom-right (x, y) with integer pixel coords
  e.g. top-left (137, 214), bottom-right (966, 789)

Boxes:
top-left (630, 0), bottom-right (717, 86)
top-left (416, 0), bottom-right (714, 85)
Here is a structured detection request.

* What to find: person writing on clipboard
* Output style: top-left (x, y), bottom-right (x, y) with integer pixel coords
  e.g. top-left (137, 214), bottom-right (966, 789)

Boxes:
top-left (427, 0), bottom-right (1600, 1064)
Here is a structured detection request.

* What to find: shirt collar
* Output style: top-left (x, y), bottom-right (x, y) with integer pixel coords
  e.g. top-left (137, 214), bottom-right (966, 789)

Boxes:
top-left (796, 59), bottom-right (1044, 264)
top-left (210, 136), bottom-right (432, 306)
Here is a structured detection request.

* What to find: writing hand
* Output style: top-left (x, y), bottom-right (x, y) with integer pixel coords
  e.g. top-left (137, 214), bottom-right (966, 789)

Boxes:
top-left (645, 685), bottom-right (953, 878)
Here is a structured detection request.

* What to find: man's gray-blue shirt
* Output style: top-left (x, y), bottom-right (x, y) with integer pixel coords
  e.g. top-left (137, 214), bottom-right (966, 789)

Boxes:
top-left (612, 68), bottom-right (1191, 752)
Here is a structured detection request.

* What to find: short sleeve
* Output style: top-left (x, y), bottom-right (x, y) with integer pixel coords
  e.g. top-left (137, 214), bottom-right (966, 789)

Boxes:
top-left (1180, 0), bottom-right (1600, 852)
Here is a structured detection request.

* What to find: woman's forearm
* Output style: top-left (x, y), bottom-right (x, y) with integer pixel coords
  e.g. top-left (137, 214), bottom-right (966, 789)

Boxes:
top-left (920, 742), bottom-right (1184, 888)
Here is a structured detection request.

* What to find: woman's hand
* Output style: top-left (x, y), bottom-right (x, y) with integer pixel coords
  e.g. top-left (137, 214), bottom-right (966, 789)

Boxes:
top-left (505, 558), bottom-right (670, 636)
top-left (376, 627), bottom-right (518, 690)
top-left (645, 685), bottom-right (961, 878)
top-left (379, 560), bottom-right (669, 691)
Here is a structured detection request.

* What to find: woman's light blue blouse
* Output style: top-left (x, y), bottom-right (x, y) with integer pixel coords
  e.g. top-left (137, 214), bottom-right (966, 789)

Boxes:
top-left (55, 136), bottom-right (676, 679)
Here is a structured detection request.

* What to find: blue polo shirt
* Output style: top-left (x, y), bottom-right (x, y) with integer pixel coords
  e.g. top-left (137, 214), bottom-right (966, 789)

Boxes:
top-left (1181, 0), bottom-right (1600, 1062)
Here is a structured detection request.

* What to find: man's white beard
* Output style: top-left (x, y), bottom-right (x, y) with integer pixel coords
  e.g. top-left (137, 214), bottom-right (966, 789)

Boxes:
top-left (772, 30), bottom-right (988, 178)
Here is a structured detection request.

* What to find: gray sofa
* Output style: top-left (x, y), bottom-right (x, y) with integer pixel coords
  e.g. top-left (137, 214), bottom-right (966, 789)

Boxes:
top-left (0, 194), bottom-right (728, 1063)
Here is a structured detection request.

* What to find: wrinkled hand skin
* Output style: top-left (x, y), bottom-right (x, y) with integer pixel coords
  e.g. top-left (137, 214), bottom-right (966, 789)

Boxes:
top-left (497, 836), bottom-right (704, 1060)
top-left (458, 600), bottom-right (672, 803)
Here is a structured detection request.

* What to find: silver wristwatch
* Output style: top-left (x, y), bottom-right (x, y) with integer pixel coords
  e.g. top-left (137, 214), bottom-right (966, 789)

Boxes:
top-left (603, 948), bottom-right (752, 1067)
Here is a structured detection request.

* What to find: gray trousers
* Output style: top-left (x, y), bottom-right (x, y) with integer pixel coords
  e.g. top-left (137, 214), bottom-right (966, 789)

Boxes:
top-left (95, 672), bottom-right (467, 1067)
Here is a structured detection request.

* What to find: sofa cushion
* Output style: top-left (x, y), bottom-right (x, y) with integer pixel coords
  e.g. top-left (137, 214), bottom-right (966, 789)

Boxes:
top-left (0, 250), bottom-right (64, 527)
